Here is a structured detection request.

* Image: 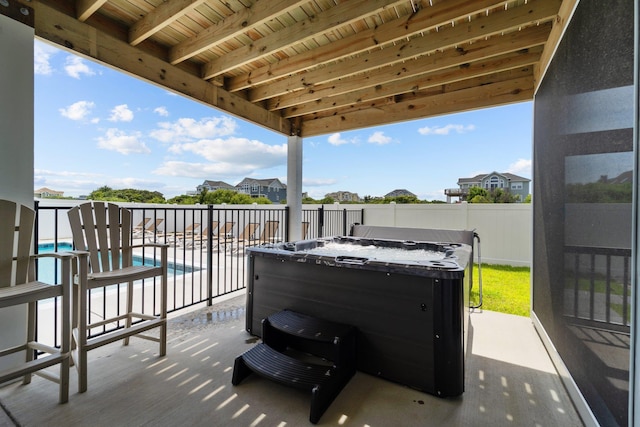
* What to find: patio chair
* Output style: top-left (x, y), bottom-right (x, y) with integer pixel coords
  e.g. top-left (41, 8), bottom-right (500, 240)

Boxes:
top-left (181, 225), bottom-right (211, 249)
top-left (222, 222), bottom-right (259, 254)
top-left (67, 201), bottom-right (168, 393)
top-left (143, 218), bottom-right (165, 242)
top-left (181, 221), bottom-right (236, 249)
top-left (157, 222), bottom-right (201, 246)
top-left (252, 220), bottom-right (280, 244)
top-left (131, 217), bottom-right (151, 237)
top-left (0, 199), bottom-right (72, 403)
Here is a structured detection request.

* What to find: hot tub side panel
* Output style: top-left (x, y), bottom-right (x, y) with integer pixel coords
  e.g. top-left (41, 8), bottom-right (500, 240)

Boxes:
top-left (246, 254), bottom-right (465, 396)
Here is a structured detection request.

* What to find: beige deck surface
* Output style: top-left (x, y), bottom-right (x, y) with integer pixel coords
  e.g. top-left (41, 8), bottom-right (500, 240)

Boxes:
top-left (0, 292), bottom-right (583, 426)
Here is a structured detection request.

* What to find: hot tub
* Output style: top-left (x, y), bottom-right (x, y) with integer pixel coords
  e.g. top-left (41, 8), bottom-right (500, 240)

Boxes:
top-left (245, 235), bottom-right (471, 397)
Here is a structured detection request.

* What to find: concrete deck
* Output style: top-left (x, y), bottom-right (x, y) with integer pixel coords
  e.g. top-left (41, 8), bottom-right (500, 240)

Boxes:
top-left (0, 292), bottom-right (584, 426)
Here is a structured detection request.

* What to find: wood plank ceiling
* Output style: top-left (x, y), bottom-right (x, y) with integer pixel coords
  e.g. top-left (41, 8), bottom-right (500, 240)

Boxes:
top-left (25, 0), bottom-right (570, 137)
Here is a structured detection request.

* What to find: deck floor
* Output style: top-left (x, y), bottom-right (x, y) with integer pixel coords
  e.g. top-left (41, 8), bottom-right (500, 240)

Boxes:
top-left (0, 292), bottom-right (584, 426)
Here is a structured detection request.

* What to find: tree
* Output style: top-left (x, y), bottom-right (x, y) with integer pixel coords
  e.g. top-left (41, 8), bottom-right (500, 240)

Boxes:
top-left (319, 196), bottom-right (335, 204)
top-left (467, 187), bottom-right (489, 202)
top-left (166, 194), bottom-right (199, 204)
top-left (88, 186), bottom-right (165, 203)
top-left (490, 188), bottom-right (518, 203)
top-left (201, 189), bottom-right (272, 205)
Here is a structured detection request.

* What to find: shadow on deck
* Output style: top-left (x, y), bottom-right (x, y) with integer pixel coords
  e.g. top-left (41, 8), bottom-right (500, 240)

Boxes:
top-left (0, 292), bottom-right (583, 426)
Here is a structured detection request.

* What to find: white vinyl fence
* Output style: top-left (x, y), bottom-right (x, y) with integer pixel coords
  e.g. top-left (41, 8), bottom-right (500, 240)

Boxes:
top-left (36, 200), bottom-right (532, 267)
top-left (356, 202), bottom-right (531, 267)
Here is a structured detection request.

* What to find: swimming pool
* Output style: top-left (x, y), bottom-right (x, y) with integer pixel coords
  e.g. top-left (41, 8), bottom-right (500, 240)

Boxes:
top-left (37, 242), bottom-right (199, 283)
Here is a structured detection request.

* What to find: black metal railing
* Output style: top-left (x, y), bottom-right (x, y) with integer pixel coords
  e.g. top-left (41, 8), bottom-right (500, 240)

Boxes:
top-left (564, 245), bottom-right (631, 332)
top-left (33, 202), bottom-right (363, 347)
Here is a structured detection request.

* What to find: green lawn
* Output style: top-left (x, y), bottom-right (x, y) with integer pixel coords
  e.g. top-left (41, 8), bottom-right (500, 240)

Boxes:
top-left (470, 264), bottom-right (531, 317)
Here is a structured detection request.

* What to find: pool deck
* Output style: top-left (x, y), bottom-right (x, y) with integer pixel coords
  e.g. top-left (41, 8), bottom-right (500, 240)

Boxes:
top-left (0, 292), bottom-right (584, 426)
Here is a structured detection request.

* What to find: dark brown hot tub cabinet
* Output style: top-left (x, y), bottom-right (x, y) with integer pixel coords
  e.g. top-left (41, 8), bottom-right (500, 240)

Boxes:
top-left (245, 235), bottom-right (472, 398)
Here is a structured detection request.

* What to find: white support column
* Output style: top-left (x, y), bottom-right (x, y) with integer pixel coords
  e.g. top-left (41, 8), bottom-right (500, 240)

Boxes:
top-left (0, 6), bottom-right (35, 372)
top-left (286, 135), bottom-right (303, 241)
top-left (0, 8), bottom-right (34, 205)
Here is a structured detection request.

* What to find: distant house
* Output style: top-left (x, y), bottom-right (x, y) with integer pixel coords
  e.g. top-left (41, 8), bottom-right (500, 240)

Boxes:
top-left (236, 178), bottom-right (286, 203)
top-left (326, 191), bottom-right (361, 202)
top-left (445, 172), bottom-right (531, 203)
top-left (34, 187), bottom-right (64, 198)
top-left (385, 189), bottom-right (416, 199)
top-left (196, 180), bottom-right (235, 194)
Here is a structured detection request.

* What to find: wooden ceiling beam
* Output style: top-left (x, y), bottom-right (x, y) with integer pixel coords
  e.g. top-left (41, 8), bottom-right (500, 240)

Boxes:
top-left (304, 68), bottom-right (533, 121)
top-left (226, 0), bottom-right (507, 92)
top-left (34, 1), bottom-right (291, 136)
top-left (76, 0), bottom-right (107, 22)
top-left (534, 0), bottom-right (579, 91)
top-left (201, 0), bottom-right (407, 80)
top-left (301, 74), bottom-right (534, 137)
top-left (248, 0), bottom-right (560, 102)
top-left (168, 0), bottom-right (309, 65)
top-left (270, 23), bottom-right (550, 112)
top-left (129, 0), bottom-right (209, 46)
top-left (282, 47), bottom-right (542, 119)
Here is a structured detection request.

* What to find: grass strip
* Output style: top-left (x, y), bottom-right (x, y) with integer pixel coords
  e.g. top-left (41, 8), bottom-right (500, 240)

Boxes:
top-left (470, 264), bottom-right (530, 317)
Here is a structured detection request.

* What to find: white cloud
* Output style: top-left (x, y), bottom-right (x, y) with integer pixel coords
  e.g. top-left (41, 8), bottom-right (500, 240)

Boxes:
top-left (368, 131), bottom-right (392, 145)
top-left (154, 107), bottom-right (169, 117)
top-left (156, 138), bottom-right (287, 179)
top-left (34, 169), bottom-right (100, 178)
top-left (59, 101), bottom-right (95, 120)
top-left (327, 133), bottom-right (358, 146)
top-left (506, 158), bottom-right (532, 177)
top-left (418, 124), bottom-right (476, 136)
top-left (97, 128), bottom-right (151, 155)
top-left (110, 177), bottom-right (165, 190)
top-left (303, 178), bottom-right (338, 186)
top-left (109, 104), bottom-right (134, 122)
top-left (167, 137), bottom-right (286, 169)
top-left (64, 56), bottom-right (95, 79)
top-left (151, 116), bottom-right (237, 143)
top-left (153, 161), bottom-right (243, 178)
top-left (34, 42), bottom-right (57, 75)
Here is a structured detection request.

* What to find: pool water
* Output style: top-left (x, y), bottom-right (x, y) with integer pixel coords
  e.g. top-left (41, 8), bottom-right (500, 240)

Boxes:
top-left (37, 242), bottom-right (198, 283)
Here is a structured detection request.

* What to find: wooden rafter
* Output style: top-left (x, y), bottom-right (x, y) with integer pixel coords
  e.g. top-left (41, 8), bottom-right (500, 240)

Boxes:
top-left (201, 0), bottom-right (408, 79)
top-left (29, 0), bottom-right (567, 137)
top-left (264, 23), bottom-right (551, 112)
top-left (301, 72), bottom-right (535, 136)
top-left (249, 0), bottom-right (560, 103)
top-left (226, 0), bottom-right (508, 92)
top-left (129, 0), bottom-right (210, 46)
top-left (169, 0), bottom-right (310, 65)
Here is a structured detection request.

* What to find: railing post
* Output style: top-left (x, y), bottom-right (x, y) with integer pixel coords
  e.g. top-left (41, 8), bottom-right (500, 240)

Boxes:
top-left (207, 204), bottom-right (214, 306)
top-left (284, 205), bottom-right (290, 242)
top-left (33, 200), bottom-right (40, 253)
top-left (342, 208), bottom-right (348, 236)
top-left (318, 206), bottom-right (324, 237)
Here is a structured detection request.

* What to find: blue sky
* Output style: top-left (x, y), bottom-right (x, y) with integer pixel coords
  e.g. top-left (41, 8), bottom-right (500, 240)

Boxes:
top-left (34, 40), bottom-right (533, 201)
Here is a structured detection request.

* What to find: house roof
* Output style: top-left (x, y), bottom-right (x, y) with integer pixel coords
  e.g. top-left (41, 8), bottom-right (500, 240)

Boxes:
top-left (200, 180), bottom-right (233, 188)
top-left (458, 172), bottom-right (531, 184)
top-left (458, 171), bottom-right (531, 185)
top-left (34, 187), bottom-right (63, 195)
top-left (12, 0), bottom-right (573, 138)
top-left (237, 178), bottom-right (286, 188)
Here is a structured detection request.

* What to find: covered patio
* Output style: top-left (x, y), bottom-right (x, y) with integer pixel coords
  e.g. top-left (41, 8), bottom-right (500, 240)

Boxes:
top-left (0, 292), bottom-right (581, 426)
top-left (1, 0), bottom-right (637, 425)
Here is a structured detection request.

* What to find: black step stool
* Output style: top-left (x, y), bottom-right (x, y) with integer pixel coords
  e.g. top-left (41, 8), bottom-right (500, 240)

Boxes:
top-left (232, 310), bottom-right (357, 424)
